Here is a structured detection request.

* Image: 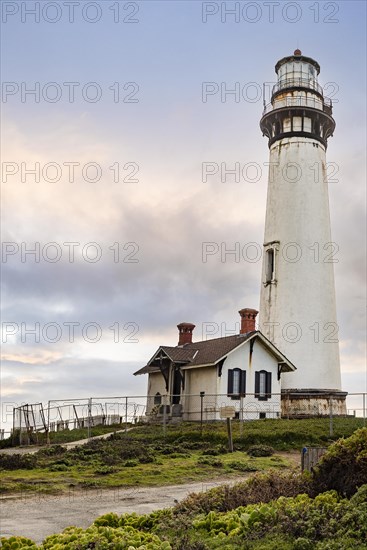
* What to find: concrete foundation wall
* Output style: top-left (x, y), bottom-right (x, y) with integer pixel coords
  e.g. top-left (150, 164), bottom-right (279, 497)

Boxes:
top-left (281, 392), bottom-right (347, 417)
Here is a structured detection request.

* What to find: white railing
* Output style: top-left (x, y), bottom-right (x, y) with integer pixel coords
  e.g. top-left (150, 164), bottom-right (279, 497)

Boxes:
top-left (262, 95), bottom-right (332, 116)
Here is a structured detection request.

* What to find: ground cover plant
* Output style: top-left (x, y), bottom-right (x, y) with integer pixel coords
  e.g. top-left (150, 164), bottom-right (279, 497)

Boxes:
top-left (2, 485), bottom-right (366, 549)
top-left (1, 429), bottom-right (366, 549)
top-left (0, 432), bottom-right (289, 495)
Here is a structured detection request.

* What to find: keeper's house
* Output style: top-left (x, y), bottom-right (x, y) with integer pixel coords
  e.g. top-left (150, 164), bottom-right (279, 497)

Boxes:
top-left (134, 308), bottom-right (296, 421)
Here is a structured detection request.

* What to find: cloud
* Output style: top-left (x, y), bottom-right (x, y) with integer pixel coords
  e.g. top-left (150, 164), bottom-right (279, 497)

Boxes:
top-left (1, 20), bottom-right (366, 423)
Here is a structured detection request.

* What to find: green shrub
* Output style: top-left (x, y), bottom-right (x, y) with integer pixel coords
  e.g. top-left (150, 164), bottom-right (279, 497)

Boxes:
top-left (201, 449), bottom-right (220, 456)
top-left (36, 445), bottom-right (67, 457)
top-left (138, 452), bottom-right (155, 463)
top-left (192, 491), bottom-right (345, 542)
top-left (226, 461), bottom-right (258, 472)
top-left (316, 537), bottom-right (367, 549)
top-left (160, 445), bottom-right (177, 455)
top-left (0, 535), bottom-right (38, 549)
top-left (95, 466), bottom-right (117, 475)
top-left (197, 456), bottom-right (223, 468)
top-left (175, 471), bottom-right (311, 516)
top-left (80, 482), bottom-right (103, 489)
top-left (293, 537), bottom-right (314, 550)
top-left (188, 485), bottom-right (367, 547)
top-left (49, 463), bottom-right (68, 472)
top-left (124, 459), bottom-right (139, 467)
top-left (0, 453), bottom-right (37, 470)
top-left (41, 524), bottom-right (172, 549)
top-left (312, 427), bottom-right (367, 497)
top-left (247, 445), bottom-right (274, 457)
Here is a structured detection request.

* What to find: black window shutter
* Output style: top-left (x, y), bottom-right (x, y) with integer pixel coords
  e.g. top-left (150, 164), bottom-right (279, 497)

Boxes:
top-left (240, 370), bottom-right (246, 396)
top-left (227, 369), bottom-right (234, 395)
top-left (254, 371), bottom-right (260, 397)
top-left (266, 372), bottom-right (272, 398)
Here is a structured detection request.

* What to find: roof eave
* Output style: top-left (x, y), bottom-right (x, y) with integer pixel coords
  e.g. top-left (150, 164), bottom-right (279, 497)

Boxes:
top-left (181, 362), bottom-right (216, 370)
top-left (278, 362), bottom-right (296, 373)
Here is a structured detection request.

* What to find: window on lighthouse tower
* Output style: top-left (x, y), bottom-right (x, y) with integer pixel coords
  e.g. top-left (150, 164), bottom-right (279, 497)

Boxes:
top-left (266, 249), bottom-right (275, 283)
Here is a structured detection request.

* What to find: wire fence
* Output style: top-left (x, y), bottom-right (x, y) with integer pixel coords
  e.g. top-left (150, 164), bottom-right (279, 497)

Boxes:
top-left (10, 392), bottom-right (367, 445)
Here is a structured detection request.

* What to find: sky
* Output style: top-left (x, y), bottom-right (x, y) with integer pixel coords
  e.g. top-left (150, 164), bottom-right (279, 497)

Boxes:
top-left (1, 0), bottom-right (366, 432)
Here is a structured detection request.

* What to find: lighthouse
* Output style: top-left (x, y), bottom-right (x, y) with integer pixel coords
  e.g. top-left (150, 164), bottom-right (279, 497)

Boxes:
top-left (259, 50), bottom-right (346, 416)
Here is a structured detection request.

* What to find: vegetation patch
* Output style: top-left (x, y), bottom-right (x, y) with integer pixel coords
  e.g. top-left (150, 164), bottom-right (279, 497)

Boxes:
top-left (174, 470), bottom-right (310, 516)
top-left (1, 420), bottom-right (365, 496)
top-left (1, 429), bottom-right (367, 548)
top-left (2, 416), bottom-right (364, 451)
top-left (225, 460), bottom-right (258, 472)
top-left (1, 484), bottom-right (366, 549)
top-left (247, 444), bottom-right (274, 457)
top-left (0, 453), bottom-right (37, 470)
top-left (311, 427), bottom-right (367, 497)
top-left (197, 456), bottom-right (223, 468)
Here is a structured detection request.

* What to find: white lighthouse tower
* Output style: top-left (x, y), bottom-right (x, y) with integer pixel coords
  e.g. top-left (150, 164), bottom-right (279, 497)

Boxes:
top-left (259, 50), bottom-right (346, 416)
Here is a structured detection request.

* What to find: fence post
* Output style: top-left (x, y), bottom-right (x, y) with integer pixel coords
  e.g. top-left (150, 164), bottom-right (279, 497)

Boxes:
top-left (87, 398), bottom-right (92, 440)
top-left (125, 396), bottom-right (128, 433)
top-left (46, 400), bottom-right (50, 445)
top-left (25, 404), bottom-right (30, 445)
top-left (200, 392), bottom-right (205, 435)
top-left (163, 394), bottom-right (167, 437)
top-left (227, 418), bottom-right (234, 452)
top-left (19, 407), bottom-right (23, 446)
top-left (363, 393), bottom-right (366, 426)
top-left (12, 407), bottom-right (16, 446)
top-left (329, 396), bottom-right (333, 437)
top-left (240, 395), bottom-right (244, 437)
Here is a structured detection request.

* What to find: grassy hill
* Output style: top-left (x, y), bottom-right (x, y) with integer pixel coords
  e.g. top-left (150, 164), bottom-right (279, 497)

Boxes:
top-left (0, 417), bottom-right (365, 496)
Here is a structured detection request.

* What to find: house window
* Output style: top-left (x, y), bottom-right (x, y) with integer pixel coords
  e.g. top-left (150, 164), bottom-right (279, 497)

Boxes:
top-left (265, 249), bottom-right (275, 283)
top-left (255, 370), bottom-right (272, 401)
top-left (154, 392), bottom-right (162, 405)
top-left (227, 368), bottom-right (246, 399)
top-left (233, 369), bottom-right (240, 394)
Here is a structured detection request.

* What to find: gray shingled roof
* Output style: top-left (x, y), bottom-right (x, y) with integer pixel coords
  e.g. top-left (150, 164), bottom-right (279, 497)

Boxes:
top-left (133, 330), bottom-right (296, 376)
top-left (160, 346), bottom-right (198, 363)
top-left (133, 332), bottom-right (253, 375)
top-left (181, 333), bottom-right (251, 366)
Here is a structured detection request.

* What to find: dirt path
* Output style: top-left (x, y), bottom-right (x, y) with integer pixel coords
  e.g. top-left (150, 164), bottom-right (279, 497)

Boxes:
top-left (0, 477), bottom-right (248, 544)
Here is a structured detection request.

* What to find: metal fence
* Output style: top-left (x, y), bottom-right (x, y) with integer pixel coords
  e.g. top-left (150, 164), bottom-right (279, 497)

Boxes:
top-left (10, 392), bottom-right (367, 445)
top-left (12, 396), bottom-right (147, 444)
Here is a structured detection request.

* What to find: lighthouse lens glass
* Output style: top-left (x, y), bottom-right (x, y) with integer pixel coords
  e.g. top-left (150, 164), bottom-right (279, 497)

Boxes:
top-left (278, 60), bottom-right (318, 94)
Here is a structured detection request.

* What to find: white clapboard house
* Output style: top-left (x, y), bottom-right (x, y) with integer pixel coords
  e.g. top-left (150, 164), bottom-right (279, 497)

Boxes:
top-left (134, 308), bottom-right (296, 421)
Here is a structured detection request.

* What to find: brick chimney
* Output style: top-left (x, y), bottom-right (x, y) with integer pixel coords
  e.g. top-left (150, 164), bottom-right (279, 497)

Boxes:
top-left (177, 322), bottom-right (195, 346)
top-left (239, 308), bottom-right (258, 334)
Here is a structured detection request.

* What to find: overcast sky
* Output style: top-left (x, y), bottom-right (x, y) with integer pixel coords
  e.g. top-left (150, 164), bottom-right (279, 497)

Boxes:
top-left (1, 0), bottom-right (366, 431)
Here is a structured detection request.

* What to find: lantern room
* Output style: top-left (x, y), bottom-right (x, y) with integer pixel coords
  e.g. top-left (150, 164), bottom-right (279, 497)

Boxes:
top-left (260, 50), bottom-right (335, 149)
top-left (275, 49), bottom-right (321, 93)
